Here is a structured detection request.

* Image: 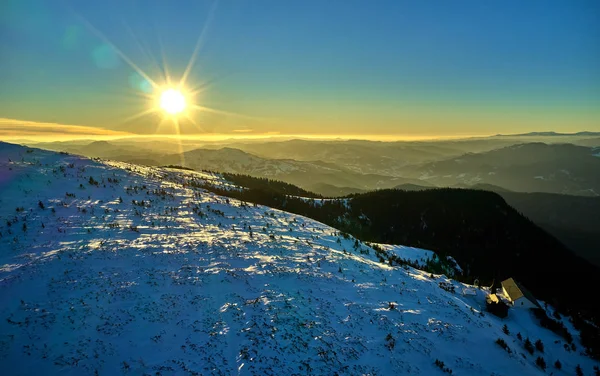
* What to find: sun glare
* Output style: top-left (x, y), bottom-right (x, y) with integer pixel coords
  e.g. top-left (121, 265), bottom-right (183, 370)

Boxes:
top-left (159, 89), bottom-right (187, 115)
top-left (73, 4), bottom-right (231, 135)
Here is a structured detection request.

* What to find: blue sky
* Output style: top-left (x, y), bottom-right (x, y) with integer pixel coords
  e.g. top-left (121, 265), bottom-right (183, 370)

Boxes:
top-left (0, 0), bottom-right (598, 138)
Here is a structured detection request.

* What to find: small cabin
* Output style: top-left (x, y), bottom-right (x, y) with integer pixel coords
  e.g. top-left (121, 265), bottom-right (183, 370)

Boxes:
top-left (486, 293), bottom-right (509, 318)
top-left (501, 278), bottom-right (541, 309)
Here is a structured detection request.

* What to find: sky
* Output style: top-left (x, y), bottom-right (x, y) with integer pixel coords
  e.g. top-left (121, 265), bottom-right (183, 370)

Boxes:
top-left (0, 0), bottom-right (599, 140)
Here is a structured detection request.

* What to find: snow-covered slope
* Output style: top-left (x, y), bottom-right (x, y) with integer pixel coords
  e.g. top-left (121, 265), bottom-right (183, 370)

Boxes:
top-left (0, 143), bottom-right (597, 375)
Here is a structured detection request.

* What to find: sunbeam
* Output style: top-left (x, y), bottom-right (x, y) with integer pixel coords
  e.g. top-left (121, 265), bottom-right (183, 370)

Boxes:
top-left (180, 0), bottom-right (219, 89)
top-left (153, 115), bottom-right (170, 135)
top-left (188, 73), bottom-right (232, 97)
top-left (172, 117), bottom-right (186, 166)
top-left (157, 33), bottom-right (174, 87)
top-left (192, 105), bottom-right (268, 122)
top-left (69, 0), bottom-right (265, 138)
top-left (184, 113), bottom-right (205, 133)
top-left (116, 108), bottom-right (159, 127)
top-left (121, 18), bottom-right (164, 83)
top-left (70, 8), bottom-right (160, 90)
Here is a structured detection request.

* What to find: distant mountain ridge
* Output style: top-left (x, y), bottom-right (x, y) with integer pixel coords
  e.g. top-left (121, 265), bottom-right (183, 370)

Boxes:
top-left (162, 146), bottom-right (427, 192)
top-left (25, 137), bottom-right (600, 197)
top-left (397, 143), bottom-right (600, 196)
top-left (496, 131), bottom-right (600, 137)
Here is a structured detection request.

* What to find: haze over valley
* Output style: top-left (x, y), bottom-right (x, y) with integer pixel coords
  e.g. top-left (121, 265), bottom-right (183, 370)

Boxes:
top-left (2, 0), bottom-right (599, 374)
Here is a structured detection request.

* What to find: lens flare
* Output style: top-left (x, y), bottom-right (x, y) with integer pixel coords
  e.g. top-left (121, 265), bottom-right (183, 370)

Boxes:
top-left (71, 0), bottom-right (261, 138)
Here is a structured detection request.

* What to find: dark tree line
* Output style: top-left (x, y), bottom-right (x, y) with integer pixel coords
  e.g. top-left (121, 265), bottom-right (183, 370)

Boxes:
top-left (222, 173), bottom-right (324, 198)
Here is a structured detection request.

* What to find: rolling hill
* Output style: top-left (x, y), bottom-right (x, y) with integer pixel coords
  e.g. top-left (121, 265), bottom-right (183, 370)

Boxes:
top-left (1, 142), bottom-right (599, 374)
top-left (398, 143), bottom-right (600, 196)
top-left (161, 147), bottom-right (423, 192)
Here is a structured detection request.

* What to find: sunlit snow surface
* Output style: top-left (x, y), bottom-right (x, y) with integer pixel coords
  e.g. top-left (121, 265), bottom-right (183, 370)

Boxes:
top-left (0, 143), bottom-right (597, 375)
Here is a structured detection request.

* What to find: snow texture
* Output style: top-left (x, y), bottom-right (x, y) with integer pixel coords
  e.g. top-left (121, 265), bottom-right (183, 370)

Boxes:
top-left (0, 143), bottom-right (598, 375)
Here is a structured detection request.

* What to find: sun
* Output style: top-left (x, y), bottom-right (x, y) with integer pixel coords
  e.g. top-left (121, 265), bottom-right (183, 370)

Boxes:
top-left (159, 88), bottom-right (187, 115)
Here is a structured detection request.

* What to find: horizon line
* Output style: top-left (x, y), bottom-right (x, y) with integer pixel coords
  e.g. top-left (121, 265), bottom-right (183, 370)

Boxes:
top-left (0, 117), bottom-right (493, 141)
top-left (1, 117), bottom-right (597, 143)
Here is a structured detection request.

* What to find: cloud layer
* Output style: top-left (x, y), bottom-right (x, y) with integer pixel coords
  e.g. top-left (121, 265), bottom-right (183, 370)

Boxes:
top-left (0, 118), bottom-right (133, 140)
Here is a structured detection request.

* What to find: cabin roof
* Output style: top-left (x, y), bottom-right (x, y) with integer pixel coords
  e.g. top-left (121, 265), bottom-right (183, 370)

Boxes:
top-left (501, 278), bottom-right (540, 307)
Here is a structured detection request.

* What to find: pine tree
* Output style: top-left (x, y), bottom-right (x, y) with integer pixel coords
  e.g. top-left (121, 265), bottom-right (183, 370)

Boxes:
top-left (576, 364), bottom-right (583, 376)
top-left (554, 360), bottom-right (561, 369)
top-left (524, 338), bottom-right (534, 354)
top-left (502, 324), bottom-right (509, 335)
top-left (535, 357), bottom-right (546, 370)
top-left (534, 339), bottom-right (544, 352)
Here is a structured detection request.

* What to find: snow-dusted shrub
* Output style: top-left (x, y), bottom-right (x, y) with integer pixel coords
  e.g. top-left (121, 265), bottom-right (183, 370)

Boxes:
top-left (434, 359), bottom-right (453, 374)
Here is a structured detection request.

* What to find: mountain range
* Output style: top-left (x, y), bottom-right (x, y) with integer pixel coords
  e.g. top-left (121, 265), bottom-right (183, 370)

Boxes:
top-left (1, 141), bottom-right (599, 375)
top-left (396, 143), bottom-right (600, 196)
top-left (497, 132), bottom-right (600, 137)
top-left (26, 137), bottom-right (600, 197)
